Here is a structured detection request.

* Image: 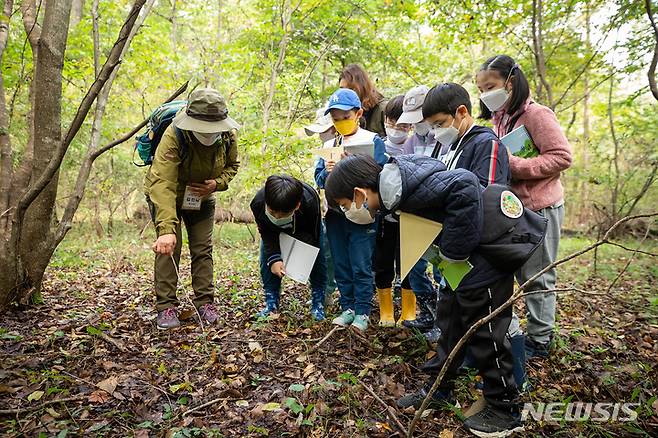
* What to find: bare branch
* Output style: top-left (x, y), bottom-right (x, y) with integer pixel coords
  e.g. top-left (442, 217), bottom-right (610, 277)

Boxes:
top-left (606, 224), bottom-right (652, 293)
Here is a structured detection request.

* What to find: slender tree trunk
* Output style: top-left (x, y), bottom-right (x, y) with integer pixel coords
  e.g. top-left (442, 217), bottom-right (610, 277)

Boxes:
top-left (0, 0), bottom-right (14, 234)
top-left (92, 0), bottom-right (101, 78)
top-left (9, 0), bottom-right (42, 210)
top-left (261, 0), bottom-right (299, 152)
top-left (531, 0), bottom-right (554, 107)
top-left (70, 0), bottom-right (84, 27)
top-left (18, 0), bottom-right (74, 301)
top-left (647, 0), bottom-right (658, 100)
top-left (580, 1), bottom-right (591, 225)
top-left (216, 0), bottom-right (222, 47)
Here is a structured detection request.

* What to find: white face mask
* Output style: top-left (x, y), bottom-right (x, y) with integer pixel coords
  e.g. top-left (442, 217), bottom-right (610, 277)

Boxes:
top-left (480, 88), bottom-right (510, 112)
top-left (341, 198), bottom-right (375, 225)
top-left (385, 127), bottom-right (409, 144)
top-left (414, 121), bottom-right (430, 136)
top-left (193, 131), bottom-right (221, 146)
top-left (432, 125), bottom-right (460, 148)
top-left (265, 208), bottom-right (294, 228)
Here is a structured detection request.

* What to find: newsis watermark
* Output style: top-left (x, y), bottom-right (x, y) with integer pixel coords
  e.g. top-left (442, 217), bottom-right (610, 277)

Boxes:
top-left (522, 402), bottom-right (640, 422)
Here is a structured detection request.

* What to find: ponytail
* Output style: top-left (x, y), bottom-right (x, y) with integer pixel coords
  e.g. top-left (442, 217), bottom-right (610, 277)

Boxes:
top-left (478, 55), bottom-right (530, 119)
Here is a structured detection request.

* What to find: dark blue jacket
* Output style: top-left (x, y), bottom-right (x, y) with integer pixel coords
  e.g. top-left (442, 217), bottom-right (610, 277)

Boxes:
top-left (433, 124), bottom-right (510, 188)
top-left (250, 182), bottom-right (321, 268)
top-left (382, 155), bottom-right (507, 290)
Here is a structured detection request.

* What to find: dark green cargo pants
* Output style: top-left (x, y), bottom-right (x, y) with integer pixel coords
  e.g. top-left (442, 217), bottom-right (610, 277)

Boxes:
top-left (147, 197), bottom-right (216, 311)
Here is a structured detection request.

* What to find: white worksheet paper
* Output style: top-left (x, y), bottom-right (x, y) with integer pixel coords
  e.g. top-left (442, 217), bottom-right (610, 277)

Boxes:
top-left (279, 233), bottom-right (320, 284)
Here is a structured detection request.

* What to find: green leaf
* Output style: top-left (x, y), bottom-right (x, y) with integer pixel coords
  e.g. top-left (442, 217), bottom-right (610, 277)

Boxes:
top-left (27, 390), bottom-right (44, 401)
top-left (284, 397), bottom-right (303, 414)
top-left (86, 326), bottom-right (103, 336)
top-left (261, 402), bottom-right (281, 411)
top-left (288, 384), bottom-right (305, 392)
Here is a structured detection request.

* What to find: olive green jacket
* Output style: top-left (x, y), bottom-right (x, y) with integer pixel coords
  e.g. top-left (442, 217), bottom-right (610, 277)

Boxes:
top-left (364, 97), bottom-right (387, 138)
top-left (145, 125), bottom-right (239, 236)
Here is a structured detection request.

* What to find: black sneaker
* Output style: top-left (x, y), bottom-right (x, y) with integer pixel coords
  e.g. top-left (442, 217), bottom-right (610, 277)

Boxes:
top-left (525, 336), bottom-right (552, 359)
top-left (463, 404), bottom-right (523, 437)
top-left (396, 387), bottom-right (455, 410)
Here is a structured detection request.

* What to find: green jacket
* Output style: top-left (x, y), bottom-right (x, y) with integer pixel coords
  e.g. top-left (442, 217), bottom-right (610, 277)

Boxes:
top-left (145, 125), bottom-right (239, 236)
top-left (364, 97), bottom-right (387, 138)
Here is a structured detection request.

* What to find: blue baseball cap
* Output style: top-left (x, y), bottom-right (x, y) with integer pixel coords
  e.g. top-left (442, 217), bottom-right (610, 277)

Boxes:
top-left (325, 88), bottom-right (361, 114)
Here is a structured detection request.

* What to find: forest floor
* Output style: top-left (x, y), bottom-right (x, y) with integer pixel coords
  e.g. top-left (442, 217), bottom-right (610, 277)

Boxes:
top-left (1, 221), bottom-right (657, 437)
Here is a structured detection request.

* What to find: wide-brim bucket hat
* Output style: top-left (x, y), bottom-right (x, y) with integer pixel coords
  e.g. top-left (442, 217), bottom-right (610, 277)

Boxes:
top-left (173, 88), bottom-right (241, 133)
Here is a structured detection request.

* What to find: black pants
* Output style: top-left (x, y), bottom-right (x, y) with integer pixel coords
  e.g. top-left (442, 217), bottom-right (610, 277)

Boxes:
top-left (374, 218), bottom-right (411, 289)
top-left (421, 275), bottom-right (518, 408)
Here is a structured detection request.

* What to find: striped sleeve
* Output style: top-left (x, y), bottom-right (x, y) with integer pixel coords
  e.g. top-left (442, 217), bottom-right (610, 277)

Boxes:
top-left (487, 139), bottom-right (500, 186)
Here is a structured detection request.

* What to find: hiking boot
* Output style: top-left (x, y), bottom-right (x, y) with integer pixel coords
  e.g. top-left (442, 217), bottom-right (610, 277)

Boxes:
top-left (198, 303), bottom-right (219, 324)
top-left (423, 327), bottom-right (442, 343)
top-left (463, 404), bottom-right (523, 437)
top-left (396, 387), bottom-right (455, 410)
top-left (310, 289), bottom-right (326, 321)
top-left (310, 304), bottom-right (326, 321)
top-left (351, 314), bottom-right (369, 332)
top-left (157, 307), bottom-right (180, 330)
top-left (256, 303), bottom-right (278, 318)
top-left (332, 309), bottom-right (355, 326)
top-left (525, 335), bottom-right (552, 359)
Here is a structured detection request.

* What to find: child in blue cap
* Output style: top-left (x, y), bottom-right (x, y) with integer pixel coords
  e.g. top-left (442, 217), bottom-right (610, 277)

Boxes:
top-left (314, 88), bottom-right (387, 331)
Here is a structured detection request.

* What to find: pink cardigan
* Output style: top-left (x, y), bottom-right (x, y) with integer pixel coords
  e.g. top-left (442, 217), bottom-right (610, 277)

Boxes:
top-left (492, 99), bottom-right (572, 211)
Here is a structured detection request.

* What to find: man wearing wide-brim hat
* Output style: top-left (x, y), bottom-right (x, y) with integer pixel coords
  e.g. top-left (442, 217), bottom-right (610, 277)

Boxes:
top-left (145, 88), bottom-right (240, 330)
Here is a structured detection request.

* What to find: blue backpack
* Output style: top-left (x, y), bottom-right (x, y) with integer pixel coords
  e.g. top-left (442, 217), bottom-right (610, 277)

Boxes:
top-left (133, 100), bottom-right (188, 167)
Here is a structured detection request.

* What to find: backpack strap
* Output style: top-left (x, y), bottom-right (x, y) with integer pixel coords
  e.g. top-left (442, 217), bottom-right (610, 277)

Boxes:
top-left (174, 127), bottom-right (189, 161)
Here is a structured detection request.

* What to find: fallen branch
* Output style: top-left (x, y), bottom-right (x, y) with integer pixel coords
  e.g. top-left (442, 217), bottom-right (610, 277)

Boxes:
top-left (180, 396), bottom-right (240, 417)
top-left (0, 395), bottom-right (87, 416)
top-left (407, 212), bottom-right (658, 437)
top-left (360, 380), bottom-right (408, 437)
top-left (307, 325), bottom-right (342, 354)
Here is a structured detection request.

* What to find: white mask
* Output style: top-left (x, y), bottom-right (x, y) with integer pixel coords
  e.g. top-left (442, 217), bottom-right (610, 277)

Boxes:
top-left (414, 121), bottom-right (430, 136)
top-left (193, 131), bottom-right (221, 146)
top-left (342, 200), bottom-right (375, 225)
top-left (385, 127), bottom-right (409, 144)
top-left (480, 88), bottom-right (510, 112)
top-left (432, 125), bottom-right (460, 148)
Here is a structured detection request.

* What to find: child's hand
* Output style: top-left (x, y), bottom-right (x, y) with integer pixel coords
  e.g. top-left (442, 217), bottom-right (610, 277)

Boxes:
top-left (326, 160), bottom-right (336, 172)
top-left (271, 261), bottom-right (286, 278)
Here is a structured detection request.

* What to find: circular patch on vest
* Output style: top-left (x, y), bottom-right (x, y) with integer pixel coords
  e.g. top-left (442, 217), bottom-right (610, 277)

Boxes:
top-left (500, 190), bottom-right (523, 218)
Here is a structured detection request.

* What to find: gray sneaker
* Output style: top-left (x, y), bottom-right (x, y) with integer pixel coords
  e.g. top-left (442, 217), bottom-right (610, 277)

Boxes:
top-left (157, 307), bottom-right (180, 330)
top-left (332, 309), bottom-right (355, 326)
top-left (198, 303), bottom-right (219, 324)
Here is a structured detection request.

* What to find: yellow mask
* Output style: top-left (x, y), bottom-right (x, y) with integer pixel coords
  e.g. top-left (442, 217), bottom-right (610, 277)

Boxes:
top-left (333, 117), bottom-right (358, 136)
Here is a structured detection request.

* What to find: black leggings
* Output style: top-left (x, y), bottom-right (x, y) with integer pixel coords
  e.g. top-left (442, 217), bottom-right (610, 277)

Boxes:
top-left (374, 218), bottom-right (411, 290)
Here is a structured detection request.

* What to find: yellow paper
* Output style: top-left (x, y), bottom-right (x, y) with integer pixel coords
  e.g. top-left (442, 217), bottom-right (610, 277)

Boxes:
top-left (312, 146), bottom-right (344, 162)
top-left (399, 212), bottom-right (442, 280)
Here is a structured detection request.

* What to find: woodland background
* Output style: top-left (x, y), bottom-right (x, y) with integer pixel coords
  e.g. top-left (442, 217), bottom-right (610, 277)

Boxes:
top-left (0, 0), bottom-right (656, 436)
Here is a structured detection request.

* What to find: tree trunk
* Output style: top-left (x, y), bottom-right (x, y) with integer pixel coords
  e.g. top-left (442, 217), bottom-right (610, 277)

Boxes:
top-left (647, 0), bottom-right (658, 100)
top-left (531, 0), bottom-right (554, 108)
top-left (0, 0), bottom-right (14, 234)
top-left (70, 0), bottom-right (84, 27)
top-left (18, 0), bottom-right (74, 300)
top-left (0, 0), bottom-right (148, 309)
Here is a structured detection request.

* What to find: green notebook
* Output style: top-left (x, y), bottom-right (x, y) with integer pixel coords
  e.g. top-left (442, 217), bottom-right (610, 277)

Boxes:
top-left (423, 245), bottom-right (473, 290)
top-left (500, 125), bottom-right (539, 158)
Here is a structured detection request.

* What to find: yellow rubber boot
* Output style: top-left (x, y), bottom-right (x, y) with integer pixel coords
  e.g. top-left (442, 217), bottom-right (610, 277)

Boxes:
top-left (377, 288), bottom-right (395, 327)
top-left (400, 288), bottom-right (417, 322)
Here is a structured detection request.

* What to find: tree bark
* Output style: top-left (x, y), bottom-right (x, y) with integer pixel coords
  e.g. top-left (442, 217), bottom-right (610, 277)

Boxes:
top-left (261, 0), bottom-right (301, 152)
top-left (18, 0), bottom-right (74, 301)
top-left (531, 0), bottom-right (554, 108)
top-left (646, 0), bottom-right (658, 100)
top-left (0, 0), bottom-right (14, 234)
top-left (70, 0), bottom-right (84, 27)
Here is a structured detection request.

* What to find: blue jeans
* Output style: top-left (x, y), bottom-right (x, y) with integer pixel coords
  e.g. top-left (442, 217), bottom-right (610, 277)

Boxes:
top-left (259, 227), bottom-right (328, 307)
top-left (325, 210), bottom-right (377, 315)
top-left (409, 259), bottom-right (435, 298)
